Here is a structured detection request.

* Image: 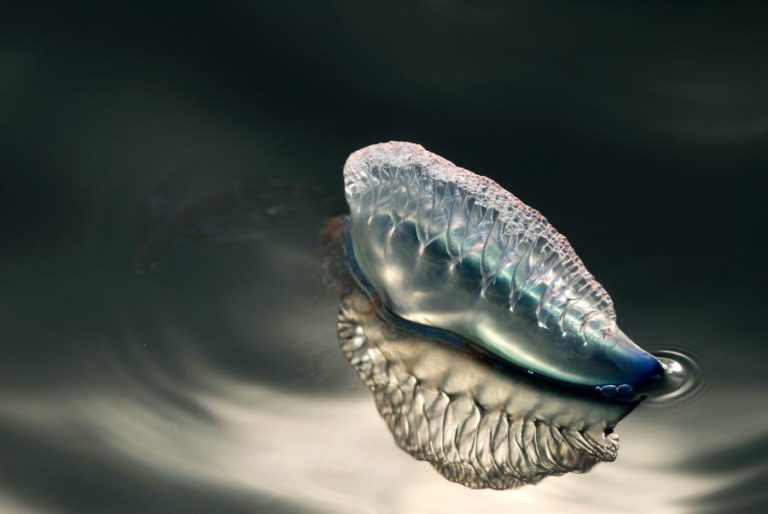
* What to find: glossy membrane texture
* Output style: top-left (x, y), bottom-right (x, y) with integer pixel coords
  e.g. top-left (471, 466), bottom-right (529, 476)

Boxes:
top-left (343, 142), bottom-right (663, 391)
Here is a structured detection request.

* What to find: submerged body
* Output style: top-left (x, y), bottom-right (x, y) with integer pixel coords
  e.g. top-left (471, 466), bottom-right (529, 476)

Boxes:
top-left (343, 142), bottom-right (663, 392)
top-left (325, 218), bottom-right (638, 489)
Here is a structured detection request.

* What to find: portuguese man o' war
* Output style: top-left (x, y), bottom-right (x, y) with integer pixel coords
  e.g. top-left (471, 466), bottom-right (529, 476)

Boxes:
top-left (324, 142), bottom-right (697, 489)
top-left (343, 142), bottom-right (663, 392)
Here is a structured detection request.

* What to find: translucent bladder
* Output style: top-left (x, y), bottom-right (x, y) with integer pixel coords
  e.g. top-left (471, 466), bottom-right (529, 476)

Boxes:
top-left (343, 142), bottom-right (663, 392)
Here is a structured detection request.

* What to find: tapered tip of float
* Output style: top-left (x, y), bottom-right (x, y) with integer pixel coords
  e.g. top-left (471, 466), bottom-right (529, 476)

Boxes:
top-left (616, 341), bottom-right (666, 384)
top-left (643, 349), bottom-right (706, 406)
top-left (593, 333), bottom-right (665, 398)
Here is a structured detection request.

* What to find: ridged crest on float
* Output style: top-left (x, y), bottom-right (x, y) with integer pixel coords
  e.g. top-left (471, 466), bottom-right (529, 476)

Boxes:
top-left (343, 141), bottom-right (616, 340)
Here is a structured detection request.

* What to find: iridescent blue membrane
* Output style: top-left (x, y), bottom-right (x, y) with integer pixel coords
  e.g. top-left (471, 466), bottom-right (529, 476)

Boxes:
top-left (343, 142), bottom-right (663, 392)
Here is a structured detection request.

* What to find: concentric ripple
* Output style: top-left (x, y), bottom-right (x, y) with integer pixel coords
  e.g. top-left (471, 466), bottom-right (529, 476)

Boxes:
top-left (643, 348), bottom-right (706, 407)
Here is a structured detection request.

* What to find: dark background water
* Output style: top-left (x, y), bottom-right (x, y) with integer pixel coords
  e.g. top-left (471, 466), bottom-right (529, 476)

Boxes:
top-left (3, 2), bottom-right (768, 513)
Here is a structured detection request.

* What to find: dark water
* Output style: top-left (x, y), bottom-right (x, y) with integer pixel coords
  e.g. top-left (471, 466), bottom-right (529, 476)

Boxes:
top-left (3, 2), bottom-right (768, 513)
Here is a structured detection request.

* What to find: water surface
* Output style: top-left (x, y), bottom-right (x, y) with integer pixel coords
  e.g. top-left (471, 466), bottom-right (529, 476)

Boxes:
top-left (4, 2), bottom-right (768, 512)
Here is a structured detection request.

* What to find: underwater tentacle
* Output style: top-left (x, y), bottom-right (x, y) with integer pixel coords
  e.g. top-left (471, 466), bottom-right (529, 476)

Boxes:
top-left (337, 287), bottom-right (629, 489)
